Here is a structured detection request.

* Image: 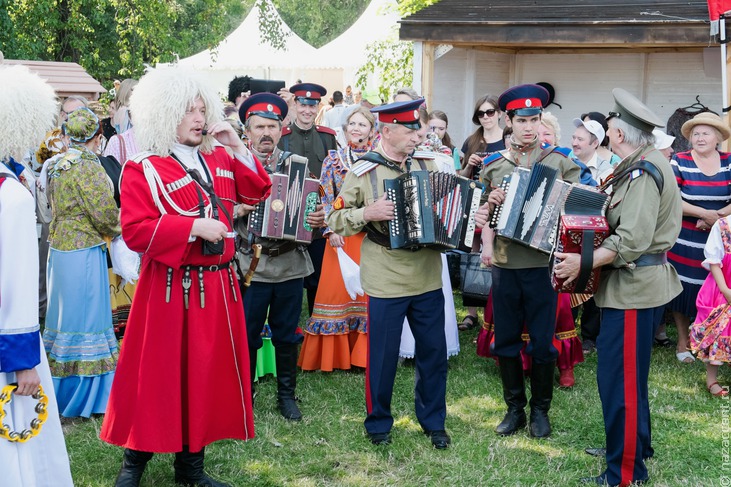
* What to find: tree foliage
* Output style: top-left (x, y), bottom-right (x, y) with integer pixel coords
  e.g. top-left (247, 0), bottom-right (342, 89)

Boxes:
top-left (0, 0), bottom-right (249, 84)
top-left (355, 0), bottom-right (436, 101)
top-left (0, 0), bottom-right (437, 99)
top-left (273, 0), bottom-right (369, 48)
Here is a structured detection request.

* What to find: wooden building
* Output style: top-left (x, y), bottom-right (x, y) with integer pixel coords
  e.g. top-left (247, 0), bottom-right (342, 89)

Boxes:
top-left (2, 59), bottom-right (106, 101)
top-left (399, 0), bottom-right (721, 147)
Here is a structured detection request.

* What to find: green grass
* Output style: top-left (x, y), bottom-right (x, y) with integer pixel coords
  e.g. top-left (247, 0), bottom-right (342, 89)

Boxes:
top-left (63, 294), bottom-right (724, 486)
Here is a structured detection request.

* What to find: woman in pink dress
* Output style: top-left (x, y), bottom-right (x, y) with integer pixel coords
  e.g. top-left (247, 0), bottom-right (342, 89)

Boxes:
top-left (690, 216), bottom-right (731, 397)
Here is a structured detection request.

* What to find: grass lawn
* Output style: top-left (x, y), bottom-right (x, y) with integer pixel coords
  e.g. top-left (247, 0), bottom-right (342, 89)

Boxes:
top-left (63, 294), bottom-right (724, 486)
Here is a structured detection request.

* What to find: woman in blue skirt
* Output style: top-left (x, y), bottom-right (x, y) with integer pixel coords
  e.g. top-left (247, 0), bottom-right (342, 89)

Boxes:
top-left (43, 107), bottom-right (120, 417)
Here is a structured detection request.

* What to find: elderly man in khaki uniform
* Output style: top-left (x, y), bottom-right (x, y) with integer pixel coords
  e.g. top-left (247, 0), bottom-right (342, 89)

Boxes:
top-left (554, 88), bottom-right (682, 487)
top-left (327, 98), bottom-right (452, 450)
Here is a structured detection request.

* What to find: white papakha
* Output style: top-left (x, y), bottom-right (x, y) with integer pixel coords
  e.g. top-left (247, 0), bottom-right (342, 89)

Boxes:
top-left (0, 65), bottom-right (58, 162)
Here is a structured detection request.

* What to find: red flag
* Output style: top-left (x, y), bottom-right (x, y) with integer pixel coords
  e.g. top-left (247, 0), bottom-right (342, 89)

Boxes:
top-left (709, 0), bottom-right (731, 35)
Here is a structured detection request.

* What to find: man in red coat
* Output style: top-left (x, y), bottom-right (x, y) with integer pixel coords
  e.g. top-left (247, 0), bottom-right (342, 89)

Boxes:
top-left (100, 67), bottom-right (271, 487)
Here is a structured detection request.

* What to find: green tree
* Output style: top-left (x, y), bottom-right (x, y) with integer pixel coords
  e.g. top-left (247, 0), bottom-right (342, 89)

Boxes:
top-left (273, 0), bottom-right (369, 48)
top-left (355, 0), bottom-right (436, 101)
top-left (0, 0), bottom-right (249, 83)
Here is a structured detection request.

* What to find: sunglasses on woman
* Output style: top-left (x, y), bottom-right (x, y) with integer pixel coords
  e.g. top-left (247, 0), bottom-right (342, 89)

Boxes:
top-left (476, 109), bottom-right (497, 118)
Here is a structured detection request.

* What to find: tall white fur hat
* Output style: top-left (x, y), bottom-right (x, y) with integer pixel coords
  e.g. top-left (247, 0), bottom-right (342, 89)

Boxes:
top-left (0, 65), bottom-right (58, 161)
top-left (130, 65), bottom-right (223, 155)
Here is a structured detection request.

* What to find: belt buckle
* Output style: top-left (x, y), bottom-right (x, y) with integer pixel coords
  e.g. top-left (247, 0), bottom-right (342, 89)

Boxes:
top-left (269, 247), bottom-right (280, 257)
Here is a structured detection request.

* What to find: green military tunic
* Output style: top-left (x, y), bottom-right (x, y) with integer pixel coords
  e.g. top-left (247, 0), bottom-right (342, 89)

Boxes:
top-left (279, 123), bottom-right (337, 179)
top-left (325, 144), bottom-right (443, 298)
top-left (234, 147), bottom-right (313, 283)
top-left (594, 145), bottom-right (682, 309)
top-left (480, 138), bottom-right (581, 269)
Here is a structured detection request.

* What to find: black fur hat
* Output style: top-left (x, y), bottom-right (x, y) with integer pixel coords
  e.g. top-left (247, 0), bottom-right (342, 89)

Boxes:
top-left (227, 75), bottom-right (252, 103)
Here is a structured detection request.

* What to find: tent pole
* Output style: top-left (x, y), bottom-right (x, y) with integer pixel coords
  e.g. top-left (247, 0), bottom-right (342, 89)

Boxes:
top-left (722, 13), bottom-right (728, 113)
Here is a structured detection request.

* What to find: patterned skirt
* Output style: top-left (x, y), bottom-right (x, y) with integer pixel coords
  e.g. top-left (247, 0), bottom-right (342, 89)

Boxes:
top-left (690, 303), bottom-right (731, 363)
top-left (44, 245), bottom-right (118, 417)
top-left (299, 233), bottom-right (368, 371)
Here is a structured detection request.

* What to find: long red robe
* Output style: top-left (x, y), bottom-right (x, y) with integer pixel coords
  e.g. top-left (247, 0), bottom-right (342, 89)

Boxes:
top-left (100, 147), bottom-right (271, 452)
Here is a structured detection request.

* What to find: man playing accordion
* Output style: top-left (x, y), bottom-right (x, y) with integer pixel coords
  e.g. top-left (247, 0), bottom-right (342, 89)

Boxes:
top-left (479, 84), bottom-right (580, 439)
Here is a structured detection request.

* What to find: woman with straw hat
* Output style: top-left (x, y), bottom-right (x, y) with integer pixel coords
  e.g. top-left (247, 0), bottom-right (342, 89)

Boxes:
top-left (667, 111), bottom-right (731, 366)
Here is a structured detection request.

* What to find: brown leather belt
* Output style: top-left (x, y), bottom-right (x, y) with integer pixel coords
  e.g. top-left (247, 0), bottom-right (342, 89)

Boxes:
top-left (259, 241), bottom-right (298, 257)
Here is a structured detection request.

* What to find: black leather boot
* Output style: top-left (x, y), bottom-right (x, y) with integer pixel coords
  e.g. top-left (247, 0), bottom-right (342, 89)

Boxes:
top-left (495, 356), bottom-right (527, 436)
top-left (275, 343), bottom-right (302, 421)
top-left (114, 448), bottom-right (153, 487)
top-left (174, 446), bottom-right (230, 487)
top-left (529, 361), bottom-right (555, 438)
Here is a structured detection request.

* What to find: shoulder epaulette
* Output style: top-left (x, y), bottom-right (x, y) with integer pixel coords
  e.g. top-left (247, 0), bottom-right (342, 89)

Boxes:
top-left (315, 125), bottom-right (336, 136)
top-left (129, 151), bottom-right (156, 164)
top-left (281, 126), bottom-right (292, 136)
top-left (483, 151), bottom-right (505, 168)
top-left (352, 160), bottom-right (379, 176)
top-left (553, 146), bottom-right (572, 157)
top-left (540, 142), bottom-right (572, 158)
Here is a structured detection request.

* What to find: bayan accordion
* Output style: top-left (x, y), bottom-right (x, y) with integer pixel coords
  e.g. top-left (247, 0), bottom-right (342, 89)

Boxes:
top-left (384, 170), bottom-right (484, 251)
top-left (248, 157), bottom-right (320, 244)
top-left (550, 185), bottom-right (610, 294)
top-left (489, 165), bottom-right (571, 254)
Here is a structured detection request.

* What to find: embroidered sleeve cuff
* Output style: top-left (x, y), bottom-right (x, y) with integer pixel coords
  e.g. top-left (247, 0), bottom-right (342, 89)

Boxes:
top-left (0, 329), bottom-right (41, 373)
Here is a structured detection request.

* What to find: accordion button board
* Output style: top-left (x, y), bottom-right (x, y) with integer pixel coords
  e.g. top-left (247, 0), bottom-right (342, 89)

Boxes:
top-left (384, 170), bottom-right (484, 251)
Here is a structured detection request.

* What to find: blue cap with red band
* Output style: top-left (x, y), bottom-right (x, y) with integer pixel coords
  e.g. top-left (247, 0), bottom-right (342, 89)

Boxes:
top-left (239, 93), bottom-right (288, 122)
top-left (370, 98), bottom-right (424, 130)
top-left (498, 84), bottom-right (550, 116)
top-left (290, 83), bottom-right (327, 106)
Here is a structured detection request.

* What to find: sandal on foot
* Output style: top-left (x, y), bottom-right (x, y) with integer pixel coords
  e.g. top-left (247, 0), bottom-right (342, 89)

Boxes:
top-left (458, 315), bottom-right (478, 331)
top-left (676, 351), bottom-right (695, 363)
top-left (709, 382), bottom-right (729, 397)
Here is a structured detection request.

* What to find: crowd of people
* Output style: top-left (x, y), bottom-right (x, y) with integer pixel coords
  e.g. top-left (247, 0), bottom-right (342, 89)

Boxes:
top-left (0, 59), bottom-right (729, 487)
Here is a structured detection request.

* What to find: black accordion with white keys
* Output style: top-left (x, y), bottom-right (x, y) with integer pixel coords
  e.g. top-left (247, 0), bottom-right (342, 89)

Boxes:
top-left (384, 170), bottom-right (484, 251)
top-left (489, 165), bottom-right (571, 254)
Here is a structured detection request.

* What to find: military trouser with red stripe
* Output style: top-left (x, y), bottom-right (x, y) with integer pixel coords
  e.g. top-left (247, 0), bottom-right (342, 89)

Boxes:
top-left (364, 290), bottom-right (447, 435)
top-left (597, 306), bottom-right (662, 486)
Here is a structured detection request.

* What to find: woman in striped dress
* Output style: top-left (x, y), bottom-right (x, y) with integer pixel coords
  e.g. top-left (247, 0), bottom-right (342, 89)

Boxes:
top-left (668, 112), bottom-right (731, 363)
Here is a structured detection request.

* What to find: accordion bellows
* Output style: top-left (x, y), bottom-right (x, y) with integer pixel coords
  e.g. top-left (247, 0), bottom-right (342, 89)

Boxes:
top-left (550, 186), bottom-right (610, 294)
top-left (489, 164), bottom-right (610, 294)
top-left (384, 171), bottom-right (484, 251)
top-left (490, 165), bottom-right (570, 254)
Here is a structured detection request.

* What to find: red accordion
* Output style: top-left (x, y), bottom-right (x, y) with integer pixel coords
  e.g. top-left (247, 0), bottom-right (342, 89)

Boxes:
top-left (550, 185), bottom-right (610, 294)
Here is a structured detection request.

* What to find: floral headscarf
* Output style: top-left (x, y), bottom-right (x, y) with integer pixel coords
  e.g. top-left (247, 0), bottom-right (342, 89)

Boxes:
top-left (63, 107), bottom-right (100, 143)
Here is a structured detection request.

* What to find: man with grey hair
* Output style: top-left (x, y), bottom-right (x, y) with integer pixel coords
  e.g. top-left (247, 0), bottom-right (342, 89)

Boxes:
top-left (327, 98), bottom-right (451, 450)
top-left (571, 117), bottom-right (613, 184)
top-left (59, 95), bottom-right (89, 123)
top-left (235, 93), bottom-right (325, 422)
top-left (554, 88), bottom-right (682, 487)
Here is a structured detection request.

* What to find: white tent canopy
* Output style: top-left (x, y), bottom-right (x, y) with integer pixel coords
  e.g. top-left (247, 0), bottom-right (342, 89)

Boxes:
top-left (176, 0), bottom-right (400, 96)
top-left (179, 0), bottom-right (320, 71)
top-left (317, 0), bottom-right (400, 69)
